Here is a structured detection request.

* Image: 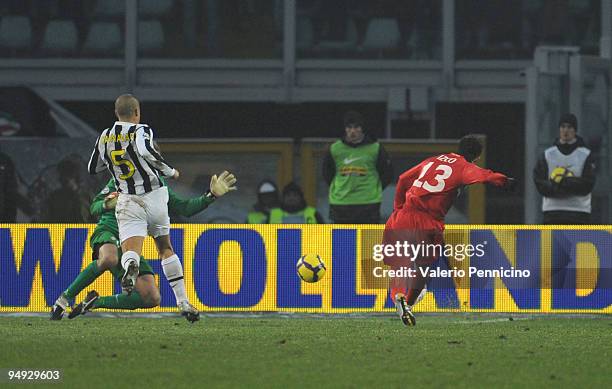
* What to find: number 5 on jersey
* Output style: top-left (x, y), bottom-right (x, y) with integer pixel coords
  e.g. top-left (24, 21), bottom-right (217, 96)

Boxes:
top-left (110, 150), bottom-right (136, 179)
top-left (413, 162), bottom-right (453, 192)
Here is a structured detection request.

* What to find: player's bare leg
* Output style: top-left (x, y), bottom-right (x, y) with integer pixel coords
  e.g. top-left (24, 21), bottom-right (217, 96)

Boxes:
top-left (120, 236), bottom-right (145, 295)
top-left (155, 235), bottom-right (199, 322)
top-left (133, 275), bottom-right (161, 308)
top-left (97, 243), bottom-right (121, 270)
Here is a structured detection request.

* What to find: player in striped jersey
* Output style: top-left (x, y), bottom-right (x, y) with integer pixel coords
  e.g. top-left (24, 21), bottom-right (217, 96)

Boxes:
top-left (87, 95), bottom-right (176, 195)
top-left (51, 169), bottom-right (236, 322)
top-left (87, 95), bottom-right (191, 312)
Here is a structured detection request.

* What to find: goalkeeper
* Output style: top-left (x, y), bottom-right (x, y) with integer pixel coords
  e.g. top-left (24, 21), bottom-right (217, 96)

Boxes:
top-left (50, 171), bottom-right (237, 322)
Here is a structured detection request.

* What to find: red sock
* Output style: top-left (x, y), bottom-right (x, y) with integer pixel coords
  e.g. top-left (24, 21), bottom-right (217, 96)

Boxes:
top-left (388, 265), bottom-right (409, 301)
top-left (390, 287), bottom-right (405, 301)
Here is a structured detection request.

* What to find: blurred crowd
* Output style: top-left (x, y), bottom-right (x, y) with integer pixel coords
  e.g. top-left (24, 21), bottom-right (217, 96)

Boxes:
top-left (0, 151), bottom-right (98, 223)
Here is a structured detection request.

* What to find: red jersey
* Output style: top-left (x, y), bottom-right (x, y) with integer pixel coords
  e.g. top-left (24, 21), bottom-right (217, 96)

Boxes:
top-left (393, 153), bottom-right (507, 221)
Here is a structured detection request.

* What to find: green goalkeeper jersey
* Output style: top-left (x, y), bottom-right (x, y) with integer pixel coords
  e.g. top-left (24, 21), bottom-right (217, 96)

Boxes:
top-left (90, 178), bottom-right (215, 237)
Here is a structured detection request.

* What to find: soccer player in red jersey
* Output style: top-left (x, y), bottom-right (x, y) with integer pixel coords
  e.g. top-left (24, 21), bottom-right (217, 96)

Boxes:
top-left (383, 135), bottom-right (515, 326)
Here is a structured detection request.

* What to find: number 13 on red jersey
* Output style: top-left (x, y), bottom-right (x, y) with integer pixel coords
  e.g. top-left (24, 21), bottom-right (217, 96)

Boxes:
top-left (413, 162), bottom-right (453, 193)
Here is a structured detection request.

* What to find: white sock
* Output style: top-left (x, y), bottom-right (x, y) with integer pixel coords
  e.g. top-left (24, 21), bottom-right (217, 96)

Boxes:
top-left (162, 254), bottom-right (187, 304)
top-left (414, 287), bottom-right (428, 306)
top-left (121, 250), bottom-right (140, 271)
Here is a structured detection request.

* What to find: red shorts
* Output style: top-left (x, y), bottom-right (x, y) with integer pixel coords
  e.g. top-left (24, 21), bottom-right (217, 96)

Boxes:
top-left (382, 208), bottom-right (444, 267)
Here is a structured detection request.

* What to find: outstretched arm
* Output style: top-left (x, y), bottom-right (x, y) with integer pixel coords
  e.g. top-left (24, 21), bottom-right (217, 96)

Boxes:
top-left (462, 163), bottom-right (508, 187)
top-left (167, 171), bottom-right (237, 217)
top-left (168, 188), bottom-right (214, 217)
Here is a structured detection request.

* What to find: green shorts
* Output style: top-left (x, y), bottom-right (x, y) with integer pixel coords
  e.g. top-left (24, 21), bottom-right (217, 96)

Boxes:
top-left (90, 227), bottom-right (155, 280)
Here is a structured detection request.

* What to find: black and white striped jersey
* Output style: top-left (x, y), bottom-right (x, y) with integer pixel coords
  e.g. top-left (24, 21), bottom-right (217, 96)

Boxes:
top-left (88, 121), bottom-right (175, 195)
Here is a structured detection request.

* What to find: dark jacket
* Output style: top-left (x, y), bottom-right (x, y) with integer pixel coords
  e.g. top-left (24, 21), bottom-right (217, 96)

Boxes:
top-left (533, 136), bottom-right (596, 198)
top-left (322, 135), bottom-right (394, 189)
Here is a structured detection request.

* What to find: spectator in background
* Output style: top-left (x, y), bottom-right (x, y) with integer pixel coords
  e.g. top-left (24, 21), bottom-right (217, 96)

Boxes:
top-left (0, 149), bottom-right (18, 222)
top-left (323, 110), bottom-right (393, 224)
top-left (43, 158), bottom-right (92, 223)
top-left (533, 113), bottom-right (596, 224)
top-left (246, 179), bottom-right (280, 224)
top-left (269, 182), bottom-right (323, 224)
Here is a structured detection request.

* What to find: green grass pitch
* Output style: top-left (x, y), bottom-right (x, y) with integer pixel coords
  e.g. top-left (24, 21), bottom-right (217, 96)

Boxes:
top-left (0, 314), bottom-right (610, 388)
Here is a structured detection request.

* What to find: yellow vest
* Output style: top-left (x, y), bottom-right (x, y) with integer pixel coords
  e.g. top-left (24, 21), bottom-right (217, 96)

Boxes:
top-left (269, 207), bottom-right (317, 224)
top-left (247, 211), bottom-right (268, 224)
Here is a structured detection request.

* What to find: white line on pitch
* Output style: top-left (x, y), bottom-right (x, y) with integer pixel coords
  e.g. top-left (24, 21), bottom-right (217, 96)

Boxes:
top-left (454, 317), bottom-right (532, 324)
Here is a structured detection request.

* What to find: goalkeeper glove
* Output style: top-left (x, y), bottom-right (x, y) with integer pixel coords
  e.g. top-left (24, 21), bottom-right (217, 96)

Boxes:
top-left (209, 171), bottom-right (237, 197)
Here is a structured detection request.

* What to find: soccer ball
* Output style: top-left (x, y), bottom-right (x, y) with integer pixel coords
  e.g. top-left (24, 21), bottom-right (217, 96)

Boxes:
top-left (296, 254), bottom-right (326, 283)
top-left (550, 166), bottom-right (574, 184)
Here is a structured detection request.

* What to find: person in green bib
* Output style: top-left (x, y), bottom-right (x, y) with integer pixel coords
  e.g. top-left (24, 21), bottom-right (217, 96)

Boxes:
top-left (269, 182), bottom-right (324, 224)
top-left (323, 110), bottom-right (393, 224)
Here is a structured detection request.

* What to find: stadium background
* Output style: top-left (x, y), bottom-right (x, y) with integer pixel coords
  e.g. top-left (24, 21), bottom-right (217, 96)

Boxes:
top-left (0, 0), bottom-right (611, 314)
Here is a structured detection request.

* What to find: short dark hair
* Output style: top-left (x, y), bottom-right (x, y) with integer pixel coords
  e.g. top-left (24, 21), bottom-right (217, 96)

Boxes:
top-left (559, 113), bottom-right (578, 131)
top-left (343, 110), bottom-right (364, 128)
top-left (458, 135), bottom-right (483, 162)
top-left (282, 181), bottom-right (303, 197)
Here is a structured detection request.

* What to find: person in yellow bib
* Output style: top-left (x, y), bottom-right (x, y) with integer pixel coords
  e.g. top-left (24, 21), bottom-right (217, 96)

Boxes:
top-left (269, 182), bottom-right (323, 224)
top-left (246, 179), bottom-right (280, 223)
top-left (322, 110), bottom-right (393, 224)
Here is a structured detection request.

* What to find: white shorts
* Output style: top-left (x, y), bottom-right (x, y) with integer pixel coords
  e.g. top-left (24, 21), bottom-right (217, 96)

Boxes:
top-left (115, 186), bottom-right (170, 243)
